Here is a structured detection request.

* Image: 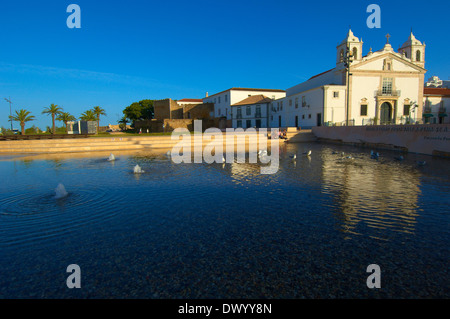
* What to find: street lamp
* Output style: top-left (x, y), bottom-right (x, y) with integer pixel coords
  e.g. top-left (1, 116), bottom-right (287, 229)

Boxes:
top-left (343, 47), bottom-right (354, 126)
top-left (4, 97), bottom-right (13, 130)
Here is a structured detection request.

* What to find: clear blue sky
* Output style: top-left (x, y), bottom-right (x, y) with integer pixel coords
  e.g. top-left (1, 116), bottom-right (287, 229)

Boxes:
top-left (0, 0), bottom-right (449, 129)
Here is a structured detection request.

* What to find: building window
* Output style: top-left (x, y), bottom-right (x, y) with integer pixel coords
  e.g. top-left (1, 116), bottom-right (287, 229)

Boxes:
top-left (218, 108), bottom-right (221, 116)
top-left (289, 99), bottom-right (292, 106)
top-left (340, 49), bottom-right (344, 62)
top-left (416, 50), bottom-right (421, 62)
top-left (295, 97), bottom-right (299, 108)
top-left (237, 107), bottom-right (242, 119)
top-left (360, 104), bottom-right (368, 116)
top-left (308, 114), bottom-right (311, 119)
top-left (403, 104), bottom-right (410, 116)
top-left (352, 47), bottom-right (357, 59)
top-left (237, 120), bottom-right (242, 128)
top-left (302, 115), bottom-right (305, 119)
top-left (246, 120), bottom-right (252, 128)
top-left (277, 102), bottom-right (279, 111)
top-left (255, 119), bottom-right (261, 128)
top-left (225, 94), bottom-right (228, 102)
top-left (333, 91), bottom-right (339, 98)
top-left (218, 96), bottom-right (221, 103)
top-left (280, 101), bottom-right (283, 110)
top-left (382, 78), bottom-right (393, 95)
top-left (255, 105), bottom-right (261, 118)
top-left (214, 98), bottom-right (216, 103)
top-left (302, 96), bottom-right (306, 107)
top-left (246, 106), bottom-right (251, 115)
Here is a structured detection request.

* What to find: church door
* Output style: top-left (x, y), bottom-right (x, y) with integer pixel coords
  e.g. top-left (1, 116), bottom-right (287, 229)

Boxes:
top-left (380, 102), bottom-right (392, 125)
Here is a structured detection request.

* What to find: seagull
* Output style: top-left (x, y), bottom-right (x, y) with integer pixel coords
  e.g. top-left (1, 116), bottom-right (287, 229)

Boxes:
top-left (371, 150), bottom-right (379, 159)
top-left (289, 154), bottom-right (297, 160)
top-left (107, 153), bottom-right (115, 161)
top-left (222, 156), bottom-right (226, 163)
top-left (303, 150), bottom-right (311, 156)
top-left (258, 150), bottom-right (267, 156)
top-left (133, 164), bottom-right (144, 174)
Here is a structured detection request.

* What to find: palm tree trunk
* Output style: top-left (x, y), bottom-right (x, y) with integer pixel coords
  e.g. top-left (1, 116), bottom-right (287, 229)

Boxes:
top-left (21, 123), bottom-right (25, 135)
top-left (52, 114), bottom-right (55, 134)
top-left (97, 116), bottom-right (100, 134)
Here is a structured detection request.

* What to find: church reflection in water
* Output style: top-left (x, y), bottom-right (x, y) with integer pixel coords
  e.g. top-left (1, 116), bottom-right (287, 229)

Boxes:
top-left (319, 150), bottom-right (421, 239)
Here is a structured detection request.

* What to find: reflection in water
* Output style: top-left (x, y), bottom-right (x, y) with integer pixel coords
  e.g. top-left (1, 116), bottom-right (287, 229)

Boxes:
top-left (0, 144), bottom-right (448, 298)
top-left (320, 150), bottom-right (420, 238)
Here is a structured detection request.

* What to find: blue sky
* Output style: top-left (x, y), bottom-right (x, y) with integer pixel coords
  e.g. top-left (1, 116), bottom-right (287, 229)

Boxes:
top-left (0, 0), bottom-right (449, 129)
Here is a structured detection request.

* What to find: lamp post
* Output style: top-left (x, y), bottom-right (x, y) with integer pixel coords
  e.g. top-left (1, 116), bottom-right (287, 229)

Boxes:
top-left (343, 47), bottom-right (354, 126)
top-left (4, 97), bottom-right (13, 130)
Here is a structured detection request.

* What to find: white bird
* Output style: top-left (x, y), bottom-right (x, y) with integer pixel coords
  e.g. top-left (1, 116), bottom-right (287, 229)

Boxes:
top-left (289, 154), bottom-right (297, 160)
top-left (258, 150), bottom-right (267, 156)
top-left (222, 156), bottom-right (226, 163)
top-left (133, 164), bottom-right (144, 174)
top-left (166, 150), bottom-right (171, 157)
top-left (107, 153), bottom-right (115, 161)
top-left (303, 150), bottom-right (311, 156)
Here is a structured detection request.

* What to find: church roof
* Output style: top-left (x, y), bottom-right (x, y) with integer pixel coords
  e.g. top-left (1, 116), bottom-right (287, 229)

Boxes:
top-left (308, 68), bottom-right (334, 80)
top-left (341, 29), bottom-right (361, 44)
top-left (400, 32), bottom-right (423, 48)
top-left (231, 95), bottom-right (273, 106)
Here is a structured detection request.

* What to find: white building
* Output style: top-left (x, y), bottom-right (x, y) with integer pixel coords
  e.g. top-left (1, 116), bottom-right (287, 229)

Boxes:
top-left (203, 88), bottom-right (285, 120)
top-left (231, 95), bottom-right (273, 128)
top-left (423, 87), bottom-right (450, 124)
top-left (270, 30), bottom-right (427, 128)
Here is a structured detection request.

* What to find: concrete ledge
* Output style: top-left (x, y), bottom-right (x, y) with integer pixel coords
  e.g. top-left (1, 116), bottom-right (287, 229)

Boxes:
top-left (312, 124), bottom-right (450, 157)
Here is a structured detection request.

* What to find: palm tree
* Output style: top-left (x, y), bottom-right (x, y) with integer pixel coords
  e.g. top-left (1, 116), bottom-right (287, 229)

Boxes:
top-left (42, 104), bottom-right (63, 134)
top-left (10, 109), bottom-right (35, 135)
top-left (118, 116), bottom-right (129, 131)
top-left (56, 112), bottom-right (77, 133)
top-left (80, 110), bottom-right (97, 121)
top-left (92, 106), bottom-right (106, 133)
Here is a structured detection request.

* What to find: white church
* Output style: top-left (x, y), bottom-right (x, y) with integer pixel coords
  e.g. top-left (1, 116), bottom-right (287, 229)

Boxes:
top-left (268, 30), bottom-right (427, 128)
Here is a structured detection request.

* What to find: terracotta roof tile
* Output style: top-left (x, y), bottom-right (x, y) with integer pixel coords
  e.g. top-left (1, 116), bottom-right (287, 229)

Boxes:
top-left (231, 95), bottom-right (273, 106)
top-left (178, 99), bottom-right (203, 102)
top-left (424, 87), bottom-right (450, 97)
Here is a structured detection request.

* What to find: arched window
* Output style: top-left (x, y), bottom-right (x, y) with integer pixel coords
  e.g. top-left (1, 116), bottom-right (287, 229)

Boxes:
top-left (340, 49), bottom-right (344, 62)
top-left (352, 47), bottom-right (358, 59)
top-left (416, 50), bottom-right (421, 61)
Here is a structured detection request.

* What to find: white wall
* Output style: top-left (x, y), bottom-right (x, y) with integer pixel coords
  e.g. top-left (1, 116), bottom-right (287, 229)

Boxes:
top-left (232, 102), bottom-right (269, 128)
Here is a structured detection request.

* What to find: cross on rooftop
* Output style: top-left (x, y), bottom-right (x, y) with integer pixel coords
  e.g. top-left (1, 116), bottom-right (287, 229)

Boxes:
top-left (386, 33), bottom-right (391, 44)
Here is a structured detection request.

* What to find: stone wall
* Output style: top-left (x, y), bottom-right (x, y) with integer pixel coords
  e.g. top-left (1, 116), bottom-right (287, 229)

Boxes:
top-left (184, 103), bottom-right (214, 120)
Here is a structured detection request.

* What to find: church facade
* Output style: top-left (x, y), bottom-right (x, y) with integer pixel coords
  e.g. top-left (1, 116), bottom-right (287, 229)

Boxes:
top-left (269, 30), bottom-right (427, 128)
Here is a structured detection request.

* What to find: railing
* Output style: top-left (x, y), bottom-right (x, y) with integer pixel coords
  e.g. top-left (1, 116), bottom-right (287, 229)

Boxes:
top-left (438, 107), bottom-right (447, 114)
top-left (375, 90), bottom-right (401, 97)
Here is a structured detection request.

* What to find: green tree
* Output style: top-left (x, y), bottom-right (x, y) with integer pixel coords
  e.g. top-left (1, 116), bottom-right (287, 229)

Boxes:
top-left (56, 112), bottom-right (77, 133)
top-left (92, 106), bottom-right (106, 133)
top-left (10, 109), bottom-right (35, 135)
top-left (80, 110), bottom-right (97, 121)
top-left (123, 99), bottom-right (154, 126)
top-left (42, 104), bottom-right (63, 134)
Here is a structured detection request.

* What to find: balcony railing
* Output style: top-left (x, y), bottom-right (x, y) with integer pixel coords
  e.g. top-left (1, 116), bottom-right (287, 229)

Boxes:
top-left (375, 90), bottom-right (401, 97)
